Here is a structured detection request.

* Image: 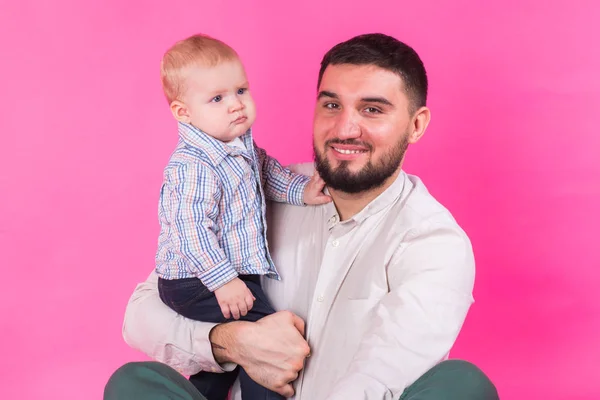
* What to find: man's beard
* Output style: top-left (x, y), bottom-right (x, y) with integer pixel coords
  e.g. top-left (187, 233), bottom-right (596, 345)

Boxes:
top-left (313, 134), bottom-right (409, 194)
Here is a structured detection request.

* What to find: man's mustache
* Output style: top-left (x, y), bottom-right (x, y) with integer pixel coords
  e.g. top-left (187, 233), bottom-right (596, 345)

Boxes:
top-left (323, 139), bottom-right (373, 151)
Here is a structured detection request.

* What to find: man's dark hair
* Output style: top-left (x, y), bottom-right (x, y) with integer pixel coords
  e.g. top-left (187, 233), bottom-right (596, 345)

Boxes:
top-left (318, 33), bottom-right (428, 114)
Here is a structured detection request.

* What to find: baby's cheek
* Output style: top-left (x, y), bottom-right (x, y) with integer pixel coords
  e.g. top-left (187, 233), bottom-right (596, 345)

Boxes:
top-left (246, 100), bottom-right (257, 119)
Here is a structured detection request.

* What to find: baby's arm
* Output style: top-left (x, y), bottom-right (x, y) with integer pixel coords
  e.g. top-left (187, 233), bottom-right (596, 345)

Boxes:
top-left (169, 162), bottom-right (256, 318)
top-left (254, 144), bottom-right (330, 206)
top-left (214, 277), bottom-right (255, 320)
top-left (168, 162), bottom-right (238, 291)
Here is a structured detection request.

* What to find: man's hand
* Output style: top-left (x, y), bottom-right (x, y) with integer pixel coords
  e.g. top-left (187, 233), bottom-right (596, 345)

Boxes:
top-left (214, 278), bottom-right (255, 320)
top-left (210, 311), bottom-right (310, 397)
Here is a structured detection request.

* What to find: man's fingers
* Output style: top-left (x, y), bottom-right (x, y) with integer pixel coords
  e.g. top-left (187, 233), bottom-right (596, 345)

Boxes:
top-left (287, 370), bottom-right (299, 383)
top-left (291, 313), bottom-right (306, 336)
top-left (278, 383), bottom-right (295, 398)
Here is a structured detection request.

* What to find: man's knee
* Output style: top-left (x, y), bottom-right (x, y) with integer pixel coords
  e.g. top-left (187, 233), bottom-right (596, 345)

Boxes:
top-left (434, 360), bottom-right (499, 399)
top-left (104, 361), bottom-right (164, 399)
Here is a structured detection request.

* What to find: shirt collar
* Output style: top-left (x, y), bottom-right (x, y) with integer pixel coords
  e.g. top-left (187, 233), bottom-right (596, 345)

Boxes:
top-left (177, 122), bottom-right (253, 165)
top-left (325, 171), bottom-right (408, 230)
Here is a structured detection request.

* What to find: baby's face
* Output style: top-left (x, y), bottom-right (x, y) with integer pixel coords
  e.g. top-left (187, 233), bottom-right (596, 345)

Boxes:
top-left (180, 59), bottom-right (256, 142)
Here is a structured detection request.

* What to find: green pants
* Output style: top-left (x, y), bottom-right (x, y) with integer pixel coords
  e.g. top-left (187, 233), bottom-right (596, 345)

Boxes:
top-left (104, 359), bottom-right (498, 400)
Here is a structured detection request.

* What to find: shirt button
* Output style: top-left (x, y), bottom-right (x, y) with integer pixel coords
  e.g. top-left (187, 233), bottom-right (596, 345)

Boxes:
top-left (332, 240), bottom-right (339, 247)
top-left (317, 295), bottom-right (324, 302)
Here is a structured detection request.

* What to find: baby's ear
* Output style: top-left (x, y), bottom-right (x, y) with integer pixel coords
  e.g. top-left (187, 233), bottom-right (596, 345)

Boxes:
top-left (170, 101), bottom-right (191, 123)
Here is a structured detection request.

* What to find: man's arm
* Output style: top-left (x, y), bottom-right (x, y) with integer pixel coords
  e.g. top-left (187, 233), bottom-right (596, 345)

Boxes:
top-left (254, 144), bottom-right (310, 205)
top-left (122, 271), bottom-right (227, 375)
top-left (122, 272), bottom-right (311, 396)
top-left (326, 221), bottom-right (476, 400)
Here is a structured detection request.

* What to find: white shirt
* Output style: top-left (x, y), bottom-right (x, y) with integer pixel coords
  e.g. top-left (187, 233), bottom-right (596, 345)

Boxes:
top-left (226, 137), bottom-right (247, 151)
top-left (122, 163), bottom-right (475, 400)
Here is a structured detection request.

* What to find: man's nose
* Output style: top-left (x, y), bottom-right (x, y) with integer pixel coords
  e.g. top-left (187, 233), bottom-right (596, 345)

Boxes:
top-left (333, 110), bottom-right (361, 139)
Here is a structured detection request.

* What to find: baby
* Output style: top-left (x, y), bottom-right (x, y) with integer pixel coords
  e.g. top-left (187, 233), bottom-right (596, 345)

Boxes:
top-left (154, 34), bottom-right (330, 400)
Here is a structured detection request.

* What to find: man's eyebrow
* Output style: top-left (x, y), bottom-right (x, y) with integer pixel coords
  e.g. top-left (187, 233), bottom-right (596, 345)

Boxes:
top-left (317, 90), bottom-right (338, 100)
top-left (317, 91), bottom-right (394, 108)
top-left (361, 97), bottom-right (394, 107)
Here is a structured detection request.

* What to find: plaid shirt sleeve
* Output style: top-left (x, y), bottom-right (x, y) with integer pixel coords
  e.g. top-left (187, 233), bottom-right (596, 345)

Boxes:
top-left (172, 162), bottom-right (238, 291)
top-left (254, 144), bottom-right (311, 206)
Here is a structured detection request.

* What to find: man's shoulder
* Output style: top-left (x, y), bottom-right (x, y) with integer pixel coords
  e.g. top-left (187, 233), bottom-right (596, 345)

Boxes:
top-left (287, 162), bottom-right (315, 176)
top-left (393, 174), bottom-right (475, 284)
top-left (268, 197), bottom-right (323, 222)
top-left (400, 173), bottom-right (466, 237)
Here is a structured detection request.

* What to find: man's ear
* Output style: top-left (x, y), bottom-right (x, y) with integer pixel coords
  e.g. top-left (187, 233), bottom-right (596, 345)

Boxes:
top-left (408, 106), bottom-right (431, 144)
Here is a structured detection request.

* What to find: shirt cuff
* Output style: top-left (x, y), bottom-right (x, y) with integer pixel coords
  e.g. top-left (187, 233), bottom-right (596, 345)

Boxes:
top-left (198, 260), bottom-right (239, 292)
top-left (190, 323), bottom-right (238, 374)
top-left (286, 174), bottom-right (311, 206)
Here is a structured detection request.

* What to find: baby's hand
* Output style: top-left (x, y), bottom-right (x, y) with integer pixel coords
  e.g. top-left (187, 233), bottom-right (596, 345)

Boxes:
top-left (214, 277), bottom-right (255, 320)
top-left (303, 172), bottom-right (332, 205)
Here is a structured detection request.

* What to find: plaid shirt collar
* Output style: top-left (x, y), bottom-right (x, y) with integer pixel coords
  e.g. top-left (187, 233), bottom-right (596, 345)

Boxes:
top-left (178, 122), bottom-right (254, 165)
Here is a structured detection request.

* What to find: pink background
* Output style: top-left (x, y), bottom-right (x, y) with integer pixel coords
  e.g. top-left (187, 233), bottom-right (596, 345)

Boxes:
top-left (1, 1), bottom-right (599, 399)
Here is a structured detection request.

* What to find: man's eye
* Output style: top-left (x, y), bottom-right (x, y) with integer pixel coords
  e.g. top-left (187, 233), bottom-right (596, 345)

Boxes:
top-left (211, 95), bottom-right (222, 102)
top-left (325, 103), bottom-right (339, 109)
top-left (365, 107), bottom-right (381, 114)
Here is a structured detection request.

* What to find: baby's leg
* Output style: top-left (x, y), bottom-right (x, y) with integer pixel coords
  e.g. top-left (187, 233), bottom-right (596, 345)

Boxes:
top-left (158, 277), bottom-right (238, 399)
top-left (235, 275), bottom-right (285, 400)
top-left (189, 369), bottom-right (239, 400)
top-left (238, 368), bottom-right (284, 400)
top-left (158, 275), bottom-right (282, 400)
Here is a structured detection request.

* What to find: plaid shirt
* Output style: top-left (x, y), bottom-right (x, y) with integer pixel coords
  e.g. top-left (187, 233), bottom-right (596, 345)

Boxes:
top-left (155, 123), bottom-right (310, 291)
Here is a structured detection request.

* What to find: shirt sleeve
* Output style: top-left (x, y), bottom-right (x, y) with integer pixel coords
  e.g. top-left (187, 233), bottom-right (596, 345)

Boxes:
top-left (169, 162), bottom-right (238, 290)
top-left (253, 144), bottom-right (310, 205)
top-left (122, 271), bottom-right (238, 375)
top-left (326, 220), bottom-right (476, 400)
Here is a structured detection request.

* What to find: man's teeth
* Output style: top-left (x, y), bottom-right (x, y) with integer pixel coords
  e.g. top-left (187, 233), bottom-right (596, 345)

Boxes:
top-left (334, 148), bottom-right (363, 154)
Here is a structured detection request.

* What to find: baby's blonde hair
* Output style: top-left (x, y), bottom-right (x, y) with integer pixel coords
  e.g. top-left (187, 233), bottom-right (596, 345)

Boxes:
top-left (160, 34), bottom-right (239, 103)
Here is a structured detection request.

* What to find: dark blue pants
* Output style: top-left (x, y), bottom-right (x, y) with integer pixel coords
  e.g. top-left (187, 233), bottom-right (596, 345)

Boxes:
top-left (158, 275), bottom-right (283, 400)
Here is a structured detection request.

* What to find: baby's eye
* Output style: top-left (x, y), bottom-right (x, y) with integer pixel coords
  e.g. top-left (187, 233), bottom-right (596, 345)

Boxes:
top-left (237, 88), bottom-right (247, 95)
top-left (211, 95), bottom-right (222, 103)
